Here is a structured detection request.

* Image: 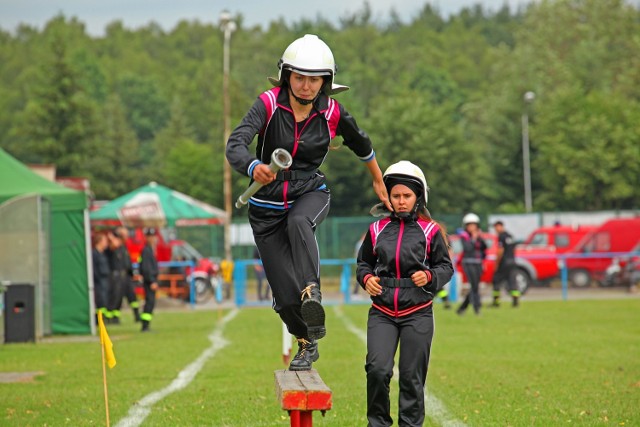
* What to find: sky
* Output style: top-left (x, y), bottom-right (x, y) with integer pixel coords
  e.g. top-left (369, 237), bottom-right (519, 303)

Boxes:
top-left (0, 0), bottom-right (535, 37)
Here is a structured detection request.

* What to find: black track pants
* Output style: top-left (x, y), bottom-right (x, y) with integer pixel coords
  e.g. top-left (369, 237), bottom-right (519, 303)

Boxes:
top-left (108, 272), bottom-right (125, 313)
top-left (366, 307), bottom-right (434, 427)
top-left (94, 279), bottom-right (108, 311)
top-left (124, 278), bottom-right (138, 306)
top-left (493, 261), bottom-right (516, 293)
top-left (459, 262), bottom-right (483, 313)
top-left (142, 283), bottom-right (156, 320)
top-left (249, 190), bottom-right (330, 338)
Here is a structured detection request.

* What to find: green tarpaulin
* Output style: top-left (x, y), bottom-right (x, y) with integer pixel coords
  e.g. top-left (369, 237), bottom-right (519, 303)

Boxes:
top-left (0, 148), bottom-right (90, 334)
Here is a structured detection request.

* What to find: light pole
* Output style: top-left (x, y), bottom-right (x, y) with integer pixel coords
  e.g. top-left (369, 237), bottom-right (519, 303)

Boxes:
top-left (522, 91), bottom-right (535, 213)
top-left (220, 10), bottom-right (236, 261)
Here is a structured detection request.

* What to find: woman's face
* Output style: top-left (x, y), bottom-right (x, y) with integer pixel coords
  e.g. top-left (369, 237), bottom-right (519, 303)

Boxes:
top-left (390, 184), bottom-right (417, 213)
top-left (288, 71), bottom-right (323, 102)
top-left (95, 234), bottom-right (108, 250)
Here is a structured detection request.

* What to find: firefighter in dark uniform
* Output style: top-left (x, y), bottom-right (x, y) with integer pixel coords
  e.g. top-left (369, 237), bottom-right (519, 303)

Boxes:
top-left (226, 34), bottom-right (390, 371)
top-left (456, 213), bottom-right (487, 316)
top-left (491, 220), bottom-right (520, 307)
top-left (139, 228), bottom-right (159, 332)
top-left (116, 226), bottom-right (141, 322)
top-left (357, 161), bottom-right (453, 427)
top-left (92, 232), bottom-right (110, 323)
top-left (105, 229), bottom-right (125, 324)
top-left (106, 228), bottom-right (141, 323)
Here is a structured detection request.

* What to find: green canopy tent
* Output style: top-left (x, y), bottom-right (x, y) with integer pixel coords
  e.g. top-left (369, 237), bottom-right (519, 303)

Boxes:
top-left (0, 148), bottom-right (91, 335)
top-left (90, 182), bottom-right (226, 228)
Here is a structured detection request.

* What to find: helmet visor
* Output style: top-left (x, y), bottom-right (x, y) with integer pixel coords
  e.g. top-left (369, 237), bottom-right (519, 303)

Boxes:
top-left (384, 175), bottom-right (424, 197)
top-left (284, 65), bottom-right (332, 77)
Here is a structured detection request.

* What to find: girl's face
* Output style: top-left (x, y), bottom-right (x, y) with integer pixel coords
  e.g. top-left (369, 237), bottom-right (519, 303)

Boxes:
top-left (288, 71), bottom-right (323, 102)
top-left (390, 184), bottom-right (417, 213)
top-left (466, 223), bottom-right (479, 233)
top-left (96, 234), bottom-right (108, 250)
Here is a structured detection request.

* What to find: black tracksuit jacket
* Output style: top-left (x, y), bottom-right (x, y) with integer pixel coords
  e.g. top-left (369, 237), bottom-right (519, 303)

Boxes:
top-left (226, 86), bottom-right (375, 209)
top-left (140, 245), bottom-right (158, 286)
top-left (357, 214), bottom-right (454, 317)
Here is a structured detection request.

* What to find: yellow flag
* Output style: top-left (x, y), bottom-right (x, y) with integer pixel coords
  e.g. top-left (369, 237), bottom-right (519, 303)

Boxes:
top-left (98, 311), bottom-right (117, 368)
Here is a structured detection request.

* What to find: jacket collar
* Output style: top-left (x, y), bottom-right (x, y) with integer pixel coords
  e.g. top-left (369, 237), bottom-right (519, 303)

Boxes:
top-left (391, 211), bottom-right (418, 222)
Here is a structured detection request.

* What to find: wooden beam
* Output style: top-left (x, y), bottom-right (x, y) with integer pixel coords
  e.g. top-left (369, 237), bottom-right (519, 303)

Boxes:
top-left (274, 369), bottom-right (332, 427)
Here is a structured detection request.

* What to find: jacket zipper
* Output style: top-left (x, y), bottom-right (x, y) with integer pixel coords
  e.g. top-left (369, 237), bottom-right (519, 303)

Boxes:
top-left (281, 109), bottom-right (317, 209)
top-left (394, 220), bottom-right (405, 317)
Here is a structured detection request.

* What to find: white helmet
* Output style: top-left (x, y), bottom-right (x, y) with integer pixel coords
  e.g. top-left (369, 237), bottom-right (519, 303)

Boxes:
top-left (383, 161), bottom-right (429, 207)
top-left (268, 34), bottom-right (349, 95)
top-left (462, 213), bottom-right (481, 226)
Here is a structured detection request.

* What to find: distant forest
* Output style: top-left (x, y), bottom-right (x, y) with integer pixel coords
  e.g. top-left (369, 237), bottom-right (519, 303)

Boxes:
top-left (1, 0), bottom-right (638, 215)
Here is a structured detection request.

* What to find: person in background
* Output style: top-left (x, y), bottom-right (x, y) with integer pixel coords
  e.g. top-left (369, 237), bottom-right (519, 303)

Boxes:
top-left (140, 228), bottom-right (159, 332)
top-left (105, 229), bottom-right (126, 324)
top-left (92, 232), bottom-right (110, 324)
top-left (357, 161), bottom-right (453, 427)
top-left (491, 220), bottom-right (520, 307)
top-left (254, 246), bottom-right (270, 301)
top-left (220, 258), bottom-right (234, 301)
top-left (456, 213), bottom-right (487, 316)
top-left (226, 34), bottom-right (390, 371)
top-left (435, 223), bottom-right (453, 309)
top-left (116, 226), bottom-right (141, 322)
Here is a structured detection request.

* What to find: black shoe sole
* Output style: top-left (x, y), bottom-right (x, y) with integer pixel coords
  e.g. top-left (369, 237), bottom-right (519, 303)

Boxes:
top-left (288, 364), bottom-right (312, 371)
top-left (301, 299), bottom-right (326, 340)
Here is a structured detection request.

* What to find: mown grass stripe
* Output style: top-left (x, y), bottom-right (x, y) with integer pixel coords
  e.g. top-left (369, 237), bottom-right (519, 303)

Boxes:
top-left (114, 309), bottom-right (239, 427)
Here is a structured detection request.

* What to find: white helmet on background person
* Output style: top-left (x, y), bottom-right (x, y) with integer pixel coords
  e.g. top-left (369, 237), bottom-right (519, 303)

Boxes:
top-left (268, 34), bottom-right (349, 95)
top-left (462, 213), bottom-right (481, 226)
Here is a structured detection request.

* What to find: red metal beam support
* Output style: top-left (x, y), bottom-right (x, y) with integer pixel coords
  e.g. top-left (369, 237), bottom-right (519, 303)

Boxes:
top-left (275, 370), bottom-right (331, 427)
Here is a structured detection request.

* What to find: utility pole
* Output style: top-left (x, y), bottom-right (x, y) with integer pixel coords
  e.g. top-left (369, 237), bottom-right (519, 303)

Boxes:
top-left (220, 10), bottom-right (236, 261)
top-left (522, 91), bottom-right (535, 213)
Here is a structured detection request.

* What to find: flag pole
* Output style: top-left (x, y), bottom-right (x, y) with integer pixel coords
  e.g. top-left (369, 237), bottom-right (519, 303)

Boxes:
top-left (99, 312), bottom-right (111, 427)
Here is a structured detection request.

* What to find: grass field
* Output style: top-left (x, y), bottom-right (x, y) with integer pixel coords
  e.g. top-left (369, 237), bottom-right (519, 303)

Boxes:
top-left (1, 298), bottom-right (639, 426)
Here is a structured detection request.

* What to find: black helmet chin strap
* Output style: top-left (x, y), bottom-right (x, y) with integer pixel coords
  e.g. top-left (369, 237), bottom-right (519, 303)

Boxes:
top-left (292, 93), bottom-right (314, 105)
top-left (289, 88), bottom-right (317, 106)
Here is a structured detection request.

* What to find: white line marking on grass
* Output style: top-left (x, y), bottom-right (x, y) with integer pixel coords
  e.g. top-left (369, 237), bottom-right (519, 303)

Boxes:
top-left (115, 309), bottom-right (239, 427)
top-left (333, 306), bottom-right (467, 427)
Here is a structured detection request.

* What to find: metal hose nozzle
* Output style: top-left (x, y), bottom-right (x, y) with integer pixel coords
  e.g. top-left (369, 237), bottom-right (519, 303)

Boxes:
top-left (235, 149), bottom-right (293, 208)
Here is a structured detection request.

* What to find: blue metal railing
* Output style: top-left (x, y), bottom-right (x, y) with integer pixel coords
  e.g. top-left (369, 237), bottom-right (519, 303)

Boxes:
top-left (230, 250), bottom-right (638, 306)
top-left (232, 258), bottom-right (356, 307)
top-left (231, 258), bottom-right (460, 306)
top-left (140, 252), bottom-right (635, 307)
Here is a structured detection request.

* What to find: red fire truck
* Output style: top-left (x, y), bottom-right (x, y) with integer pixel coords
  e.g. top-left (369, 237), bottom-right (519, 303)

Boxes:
top-left (450, 224), bottom-right (600, 294)
top-left (565, 218), bottom-right (640, 287)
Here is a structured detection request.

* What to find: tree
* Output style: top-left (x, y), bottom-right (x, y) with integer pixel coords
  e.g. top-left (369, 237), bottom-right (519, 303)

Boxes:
top-left (1, 2), bottom-right (638, 214)
top-left (11, 17), bottom-right (100, 177)
top-left (163, 140), bottom-right (220, 207)
top-left (85, 94), bottom-right (141, 199)
top-left (534, 88), bottom-right (640, 210)
top-left (116, 73), bottom-right (170, 144)
top-left (492, 0), bottom-right (640, 210)
top-left (151, 95), bottom-right (198, 181)
top-left (359, 91), bottom-right (492, 214)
